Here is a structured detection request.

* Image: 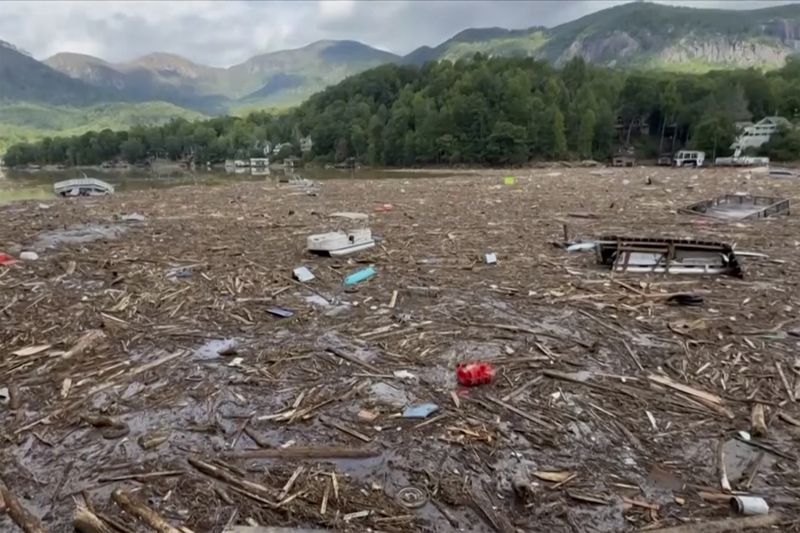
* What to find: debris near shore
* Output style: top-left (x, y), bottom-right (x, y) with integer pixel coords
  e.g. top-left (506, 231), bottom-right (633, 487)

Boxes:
top-left (1, 167), bottom-right (799, 532)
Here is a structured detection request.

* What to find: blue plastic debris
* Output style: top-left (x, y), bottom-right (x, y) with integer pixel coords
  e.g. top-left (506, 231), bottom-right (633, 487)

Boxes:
top-left (343, 266), bottom-right (376, 286)
top-left (402, 403), bottom-right (440, 419)
top-left (266, 307), bottom-right (294, 318)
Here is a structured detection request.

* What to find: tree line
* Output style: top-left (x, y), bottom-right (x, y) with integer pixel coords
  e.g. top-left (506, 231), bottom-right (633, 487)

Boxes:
top-left (4, 55), bottom-right (800, 167)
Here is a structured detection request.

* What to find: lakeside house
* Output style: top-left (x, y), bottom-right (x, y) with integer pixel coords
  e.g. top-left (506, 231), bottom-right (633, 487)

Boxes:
top-left (731, 116), bottom-right (791, 151)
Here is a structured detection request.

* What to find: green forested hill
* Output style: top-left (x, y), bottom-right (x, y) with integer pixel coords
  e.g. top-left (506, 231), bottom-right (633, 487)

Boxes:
top-left (6, 56), bottom-right (800, 167)
top-left (2, 1), bottom-right (800, 154)
top-left (0, 102), bottom-right (206, 155)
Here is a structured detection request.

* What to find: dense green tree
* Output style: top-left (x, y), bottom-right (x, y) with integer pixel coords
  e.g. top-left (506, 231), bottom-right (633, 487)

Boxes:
top-left (366, 113), bottom-right (384, 165)
top-left (550, 109), bottom-right (567, 159)
top-left (120, 138), bottom-right (146, 163)
top-left (6, 55), bottom-right (800, 166)
top-left (486, 121), bottom-right (528, 165)
top-left (762, 126), bottom-right (800, 160)
top-left (691, 114), bottom-right (736, 159)
top-left (577, 109), bottom-right (597, 159)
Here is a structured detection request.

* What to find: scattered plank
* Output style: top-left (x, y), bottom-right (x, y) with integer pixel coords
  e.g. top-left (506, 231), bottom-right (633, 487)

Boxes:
top-left (98, 470), bottom-right (185, 483)
top-left (222, 526), bottom-right (330, 533)
top-left (278, 466), bottom-right (304, 501)
top-left (775, 362), bottom-right (795, 402)
top-left (750, 404), bottom-right (767, 437)
top-left (318, 416), bottom-right (365, 441)
top-left (187, 457), bottom-right (279, 508)
top-left (74, 498), bottom-right (116, 533)
top-left (778, 412), bottom-right (800, 427)
top-left (63, 330), bottom-right (106, 359)
top-left (10, 345), bottom-right (51, 357)
top-left (649, 373), bottom-right (734, 418)
top-left (229, 446), bottom-right (380, 460)
top-left (648, 374), bottom-right (724, 405)
top-left (111, 489), bottom-right (182, 533)
top-left (566, 490), bottom-right (609, 505)
top-left (486, 395), bottom-right (557, 431)
top-left (325, 347), bottom-right (381, 374)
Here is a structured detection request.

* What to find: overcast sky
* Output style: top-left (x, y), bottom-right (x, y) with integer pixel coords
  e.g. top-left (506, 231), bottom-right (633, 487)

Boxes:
top-left (1, 0), bottom-right (797, 67)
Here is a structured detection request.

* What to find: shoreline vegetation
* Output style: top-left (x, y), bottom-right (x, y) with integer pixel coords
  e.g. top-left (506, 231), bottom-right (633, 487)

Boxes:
top-left (4, 56), bottom-right (800, 169)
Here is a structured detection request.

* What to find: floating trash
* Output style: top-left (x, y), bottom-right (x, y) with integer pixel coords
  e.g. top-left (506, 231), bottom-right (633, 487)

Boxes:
top-left (293, 266), bottom-right (315, 282)
top-left (402, 403), bottom-right (439, 419)
top-left (344, 266), bottom-right (376, 286)
top-left (267, 307), bottom-right (295, 318)
top-left (396, 486), bottom-right (428, 509)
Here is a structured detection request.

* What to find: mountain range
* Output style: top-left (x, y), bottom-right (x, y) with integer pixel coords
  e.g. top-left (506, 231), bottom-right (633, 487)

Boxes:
top-left (2, 2), bottom-right (800, 151)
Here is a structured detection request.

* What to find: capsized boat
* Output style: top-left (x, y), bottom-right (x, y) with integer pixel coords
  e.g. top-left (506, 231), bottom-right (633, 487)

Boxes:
top-left (53, 177), bottom-right (114, 197)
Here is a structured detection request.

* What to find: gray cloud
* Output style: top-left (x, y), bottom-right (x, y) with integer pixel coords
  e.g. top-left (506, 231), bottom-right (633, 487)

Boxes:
top-left (0, 0), bottom-right (796, 67)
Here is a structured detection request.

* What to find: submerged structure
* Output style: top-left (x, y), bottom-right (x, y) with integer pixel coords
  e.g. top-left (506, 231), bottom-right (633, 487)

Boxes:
top-left (679, 194), bottom-right (789, 220)
top-left (595, 236), bottom-right (743, 277)
top-left (53, 178), bottom-right (115, 197)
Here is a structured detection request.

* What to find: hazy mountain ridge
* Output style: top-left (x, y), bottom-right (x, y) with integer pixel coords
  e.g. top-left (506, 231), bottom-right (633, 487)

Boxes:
top-left (3, 1), bottom-right (800, 151)
top-left (403, 3), bottom-right (800, 68)
top-left (41, 40), bottom-right (398, 112)
top-left (26, 2), bottom-right (800, 112)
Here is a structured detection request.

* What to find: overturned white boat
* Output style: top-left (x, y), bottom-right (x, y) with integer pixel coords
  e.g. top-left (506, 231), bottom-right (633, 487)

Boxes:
top-left (53, 177), bottom-right (114, 197)
top-left (307, 212), bottom-right (376, 257)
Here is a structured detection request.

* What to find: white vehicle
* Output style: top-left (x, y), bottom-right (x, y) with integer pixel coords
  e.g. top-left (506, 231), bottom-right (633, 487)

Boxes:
top-left (673, 150), bottom-right (705, 167)
top-left (307, 212), bottom-right (376, 257)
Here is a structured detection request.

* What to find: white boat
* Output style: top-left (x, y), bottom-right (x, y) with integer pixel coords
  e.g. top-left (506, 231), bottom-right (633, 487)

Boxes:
top-left (53, 177), bottom-right (114, 197)
top-left (307, 212), bottom-right (376, 256)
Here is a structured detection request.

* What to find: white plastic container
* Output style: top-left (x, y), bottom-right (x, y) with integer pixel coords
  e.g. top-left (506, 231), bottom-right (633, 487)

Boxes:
top-left (730, 496), bottom-right (769, 515)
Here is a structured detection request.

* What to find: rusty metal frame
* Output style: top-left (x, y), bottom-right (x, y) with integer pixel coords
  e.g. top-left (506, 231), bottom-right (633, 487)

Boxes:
top-left (595, 236), bottom-right (743, 278)
top-left (679, 194), bottom-right (790, 220)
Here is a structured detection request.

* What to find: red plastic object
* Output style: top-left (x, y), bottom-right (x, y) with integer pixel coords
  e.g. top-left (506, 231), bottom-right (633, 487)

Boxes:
top-left (374, 203), bottom-right (394, 212)
top-left (0, 253), bottom-right (17, 266)
top-left (457, 362), bottom-right (496, 386)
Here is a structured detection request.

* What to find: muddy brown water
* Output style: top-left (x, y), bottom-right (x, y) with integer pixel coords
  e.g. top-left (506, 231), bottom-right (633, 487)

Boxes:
top-left (2, 167), bottom-right (799, 532)
top-left (0, 167), bottom-right (465, 205)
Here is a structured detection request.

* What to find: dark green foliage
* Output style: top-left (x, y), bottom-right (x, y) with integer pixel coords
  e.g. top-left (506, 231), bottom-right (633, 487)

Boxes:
top-left (762, 125), bottom-right (800, 161)
top-left (6, 55), bottom-right (800, 167)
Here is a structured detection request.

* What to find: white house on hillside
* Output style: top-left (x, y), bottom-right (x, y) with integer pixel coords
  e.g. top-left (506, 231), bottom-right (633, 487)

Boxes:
top-left (731, 116), bottom-right (791, 151)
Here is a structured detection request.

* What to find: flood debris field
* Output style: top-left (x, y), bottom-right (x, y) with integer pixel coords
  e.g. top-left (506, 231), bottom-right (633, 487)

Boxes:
top-left (1, 167), bottom-right (800, 533)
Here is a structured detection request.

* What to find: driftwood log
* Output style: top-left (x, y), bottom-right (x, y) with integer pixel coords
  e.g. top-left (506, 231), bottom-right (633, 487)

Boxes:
top-left (0, 487), bottom-right (46, 533)
top-left (74, 499), bottom-right (116, 533)
top-left (111, 489), bottom-right (181, 533)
